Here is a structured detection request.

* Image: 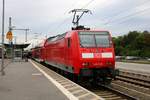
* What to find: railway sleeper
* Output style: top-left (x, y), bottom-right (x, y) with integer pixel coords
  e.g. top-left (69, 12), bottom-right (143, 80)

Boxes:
top-left (119, 71), bottom-right (150, 82)
top-left (113, 80), bottom-right (150, 95)
top-left (116, 76), bottom-right (150, 88)
top-left (111, 82), bottom-right (150, 100)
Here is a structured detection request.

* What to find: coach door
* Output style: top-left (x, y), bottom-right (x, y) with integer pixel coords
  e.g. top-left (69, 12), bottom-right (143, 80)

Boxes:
top-left (65, 37), bottom-right (72, 65)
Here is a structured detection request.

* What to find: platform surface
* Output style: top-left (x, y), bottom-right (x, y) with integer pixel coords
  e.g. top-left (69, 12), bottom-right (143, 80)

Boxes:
top-left (0, 60), bottom-right (69, 100)
top-left (116, 62), bottom-right (150, 74)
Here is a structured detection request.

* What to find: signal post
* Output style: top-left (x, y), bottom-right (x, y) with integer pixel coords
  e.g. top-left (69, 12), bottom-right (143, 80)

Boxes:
top-left (1, 0), bottom-right (5, 75)
top-left (6, 17), bottom-right (14, 61)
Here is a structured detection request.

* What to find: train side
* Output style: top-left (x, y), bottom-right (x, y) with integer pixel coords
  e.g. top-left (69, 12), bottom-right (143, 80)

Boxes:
top-left (0, 47), bottom-right (2, 58)
top-left (40, 30), bottom-right (118, 83)
top-left (31, 40), bottom-right (46, 62)
top-left (31, 46), bottom-right (43, 62)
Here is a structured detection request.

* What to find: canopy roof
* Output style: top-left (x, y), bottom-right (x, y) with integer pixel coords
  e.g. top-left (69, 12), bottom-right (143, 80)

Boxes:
top-left (4, 43), bottom-right (30, 49)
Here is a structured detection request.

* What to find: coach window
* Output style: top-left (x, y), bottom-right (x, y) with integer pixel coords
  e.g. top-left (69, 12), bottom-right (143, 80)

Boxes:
top-left (67, 38), bottom-right (71, 48)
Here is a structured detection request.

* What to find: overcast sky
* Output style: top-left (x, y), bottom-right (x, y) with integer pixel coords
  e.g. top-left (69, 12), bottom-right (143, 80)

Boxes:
top-left (0, 0), bottom-right (150, 47)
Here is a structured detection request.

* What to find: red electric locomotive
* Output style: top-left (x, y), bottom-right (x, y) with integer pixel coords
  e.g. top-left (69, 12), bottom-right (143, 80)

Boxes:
top-left (42, 29), bottom-right (118, 84)
top-left (32, 9), bottom-right (119, 84)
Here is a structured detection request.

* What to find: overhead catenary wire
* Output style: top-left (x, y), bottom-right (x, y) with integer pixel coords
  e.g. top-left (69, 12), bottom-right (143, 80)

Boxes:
top-left (51, 0), bottom-right (95, 34)
top-left (118, 8), bottom-right (150, 24)
top-left (104, 0), bottom-right (150, 25)
top-left (50, 0), bottom-right (150, 36)
top-left (105, 7), bottom-right (150, 25)
top-left (63, 1), bottom-right (81, 15)
top-left (92, 1), bottom-right (150, 36)
top-left (81, 0), bottom-right (95, 9)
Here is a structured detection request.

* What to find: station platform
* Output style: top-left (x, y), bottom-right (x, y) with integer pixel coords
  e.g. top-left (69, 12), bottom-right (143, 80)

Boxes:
top-left (0, 60), bottom-right (69, 100)
top-left (116, 62), bottom-right (150, 74)
top-left (0, 60), bottom-right (101, 100)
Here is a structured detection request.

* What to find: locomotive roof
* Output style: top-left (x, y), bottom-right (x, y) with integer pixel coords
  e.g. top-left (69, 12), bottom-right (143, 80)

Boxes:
top-left (46, 33), bottom-right (66, 41)
top-left (45, 30), bottom-right (110, 42)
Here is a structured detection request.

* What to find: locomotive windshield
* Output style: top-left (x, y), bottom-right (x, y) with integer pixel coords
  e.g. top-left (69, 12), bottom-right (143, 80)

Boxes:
top-left (79, 31), bottom-right (111, 47)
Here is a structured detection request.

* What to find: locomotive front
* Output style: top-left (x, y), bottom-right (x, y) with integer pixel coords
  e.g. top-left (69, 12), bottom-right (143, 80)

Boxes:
top-left (76, 31), bottom-right (118, 84)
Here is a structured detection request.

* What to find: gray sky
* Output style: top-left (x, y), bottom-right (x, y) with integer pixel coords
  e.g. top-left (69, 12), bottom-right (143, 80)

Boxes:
top-left (0, 0), bottom-right (150, 47)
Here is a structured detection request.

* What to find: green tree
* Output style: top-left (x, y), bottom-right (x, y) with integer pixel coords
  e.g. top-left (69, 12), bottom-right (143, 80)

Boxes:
top-left (113, 31), bottom-right (150, 57)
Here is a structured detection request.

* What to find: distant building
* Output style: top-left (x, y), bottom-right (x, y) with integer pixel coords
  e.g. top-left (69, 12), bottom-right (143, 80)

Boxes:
top-left (4, 43), bottom-right (30, 59)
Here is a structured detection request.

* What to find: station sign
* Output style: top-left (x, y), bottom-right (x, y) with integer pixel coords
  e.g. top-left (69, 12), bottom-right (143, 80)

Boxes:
top-left (6, 31), bottom-right (13, 41)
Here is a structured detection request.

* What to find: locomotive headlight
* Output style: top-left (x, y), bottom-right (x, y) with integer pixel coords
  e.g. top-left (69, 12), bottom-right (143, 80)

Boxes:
top-left (106, 61), bottom-right (112, 65)
top-left (82, 62), bottom-right (89, 67)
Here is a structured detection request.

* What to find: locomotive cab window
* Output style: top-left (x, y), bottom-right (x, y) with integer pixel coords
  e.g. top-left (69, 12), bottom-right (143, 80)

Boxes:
top-left (95, 35), bottom-right (110, 47)
top-left (67, 38), bottom-right (71, 48)
top-left (79, 31), bottom-right (111, 48)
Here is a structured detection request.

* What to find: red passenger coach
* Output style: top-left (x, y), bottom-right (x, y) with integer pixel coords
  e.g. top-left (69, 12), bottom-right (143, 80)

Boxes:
top-left (42, 30), bottom-right (118, 84)
top-left (31, 41), bottom-right (45, 62)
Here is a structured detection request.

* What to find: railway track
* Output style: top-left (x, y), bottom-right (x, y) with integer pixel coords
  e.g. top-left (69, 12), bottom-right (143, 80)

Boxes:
top-left (118, 69), bottom-right (150, 88)
top-left (110, 69), bottom-right (150, 100)
top-left (84, 84), bottom-right (137, 100)
top-left (47, 65), bottom-right (138, 99)
top-left (66, 68), bottom-right (150, 100)
top-left (70, 69), bottom-right (150, 100)
top-left (89, 69), bottom-right (150, 100)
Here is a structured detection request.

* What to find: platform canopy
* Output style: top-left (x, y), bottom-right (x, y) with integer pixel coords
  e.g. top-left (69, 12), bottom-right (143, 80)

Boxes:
top-left (4, 43), bottom-right (30, 49)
